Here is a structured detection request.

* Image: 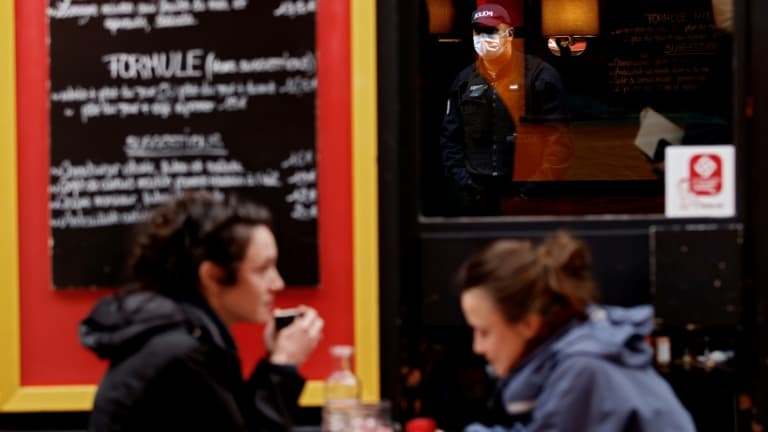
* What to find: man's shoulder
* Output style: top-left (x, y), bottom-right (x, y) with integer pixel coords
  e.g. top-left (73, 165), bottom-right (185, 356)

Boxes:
top-left (452, 62), bottom-right (480, 85)
top-left (524, 55), bottom-right (561, 83)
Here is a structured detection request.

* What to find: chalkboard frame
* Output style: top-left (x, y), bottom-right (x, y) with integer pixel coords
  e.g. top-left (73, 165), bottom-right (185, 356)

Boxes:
top-left (0, 0), bottom-right (21, 411)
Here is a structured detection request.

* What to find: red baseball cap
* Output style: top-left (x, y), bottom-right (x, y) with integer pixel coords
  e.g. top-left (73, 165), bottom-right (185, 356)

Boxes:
top-left (471, 3), bottom-right (520, 27)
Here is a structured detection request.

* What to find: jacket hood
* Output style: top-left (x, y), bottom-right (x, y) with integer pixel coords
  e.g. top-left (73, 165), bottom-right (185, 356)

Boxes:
top-left (555, 304), bottom-right (654, 366)
top-left (499, 305), bottom-right (655, 415)
top-left (79, 291), bottom-right (189, 360)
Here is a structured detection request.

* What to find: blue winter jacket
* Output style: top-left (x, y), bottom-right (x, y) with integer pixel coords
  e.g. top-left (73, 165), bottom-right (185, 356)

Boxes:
top-left (465, 305), bottom-right (696, 432)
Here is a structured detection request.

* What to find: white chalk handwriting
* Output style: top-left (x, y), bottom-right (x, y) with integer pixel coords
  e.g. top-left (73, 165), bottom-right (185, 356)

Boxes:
top-left (48, 0), bottom-right (252, 34)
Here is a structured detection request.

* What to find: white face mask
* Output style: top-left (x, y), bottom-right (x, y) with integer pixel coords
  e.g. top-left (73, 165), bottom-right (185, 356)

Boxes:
top-left (473, 33), bottom-right (507, 60)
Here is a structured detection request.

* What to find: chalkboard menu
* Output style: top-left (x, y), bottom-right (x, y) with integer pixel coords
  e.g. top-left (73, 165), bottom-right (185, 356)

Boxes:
top-left (602, 0), bottom-right (731, 114)
top-left (48, 0), bottom-right (318, 288)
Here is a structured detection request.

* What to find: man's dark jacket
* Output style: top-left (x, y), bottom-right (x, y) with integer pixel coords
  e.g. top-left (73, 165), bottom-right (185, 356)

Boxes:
top-left (441, 54), bottom-right (569, 189)
top-left (80, 291), bottom-right (304, 432)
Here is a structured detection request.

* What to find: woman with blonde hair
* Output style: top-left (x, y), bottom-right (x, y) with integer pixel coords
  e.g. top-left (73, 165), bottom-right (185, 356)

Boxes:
top-left (459, 231), bottom-right (695, 432)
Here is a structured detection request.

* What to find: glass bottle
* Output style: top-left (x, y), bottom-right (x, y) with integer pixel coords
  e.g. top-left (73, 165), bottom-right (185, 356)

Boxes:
top-left (322, 344), bottom-right (362, 432)
top-left (654, 335), bottom-right (672, 373)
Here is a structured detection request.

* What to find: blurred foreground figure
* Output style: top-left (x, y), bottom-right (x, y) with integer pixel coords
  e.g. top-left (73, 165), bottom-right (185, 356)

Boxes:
top-left (80, 191), bottom-right (324, 432)
top-left (459, 232), bottom-right (695, 432)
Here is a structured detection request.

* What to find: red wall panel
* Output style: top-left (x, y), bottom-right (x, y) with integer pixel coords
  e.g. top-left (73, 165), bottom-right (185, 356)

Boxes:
top-left (16, 0), bottom-right (352, 385)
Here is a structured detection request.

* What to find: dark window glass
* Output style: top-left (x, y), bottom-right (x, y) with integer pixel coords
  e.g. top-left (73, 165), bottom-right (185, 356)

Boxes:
top-left (420, 0), bottom-right (734, 217)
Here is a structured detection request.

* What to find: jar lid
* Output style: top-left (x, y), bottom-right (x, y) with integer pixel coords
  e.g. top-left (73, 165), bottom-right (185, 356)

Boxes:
top-left (405, 417), bottom-right (437, 432)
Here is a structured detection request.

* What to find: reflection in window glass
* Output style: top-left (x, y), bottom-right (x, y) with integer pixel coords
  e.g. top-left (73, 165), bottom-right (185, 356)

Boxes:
top-left (420, 0), bottom-right (734, 217)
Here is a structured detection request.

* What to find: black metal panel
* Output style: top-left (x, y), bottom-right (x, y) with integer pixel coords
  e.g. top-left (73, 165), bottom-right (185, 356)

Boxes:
top-left (746, 0), bottom-right (768, 424)
top-left (376, 0), bottom-right (422, 413)
top-left (421, 228), bottom-right (653, 327)
top-left (650, 224), bottom-right (743, 328)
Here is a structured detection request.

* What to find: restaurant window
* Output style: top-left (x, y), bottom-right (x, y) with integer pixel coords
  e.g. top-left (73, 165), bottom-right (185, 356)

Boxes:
top-left (418, 0), bottom-right (734, 218)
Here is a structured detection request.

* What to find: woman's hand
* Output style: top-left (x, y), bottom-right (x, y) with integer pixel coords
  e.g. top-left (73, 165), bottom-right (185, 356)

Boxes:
top-left (267, 306), bottom-right (324, 366)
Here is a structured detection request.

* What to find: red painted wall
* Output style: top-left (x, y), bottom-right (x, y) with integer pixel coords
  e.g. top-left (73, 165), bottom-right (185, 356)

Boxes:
top-left (15, 0), bottom-right (351, 385)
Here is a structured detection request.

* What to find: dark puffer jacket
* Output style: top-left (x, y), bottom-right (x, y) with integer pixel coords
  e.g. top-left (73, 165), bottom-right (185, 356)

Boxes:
top-left (80, 291), bottom-right (304, 432)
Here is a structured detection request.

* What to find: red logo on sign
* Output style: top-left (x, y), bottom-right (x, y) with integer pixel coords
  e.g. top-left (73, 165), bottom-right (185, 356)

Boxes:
top-left (689, 154), bottom-right (722, 195)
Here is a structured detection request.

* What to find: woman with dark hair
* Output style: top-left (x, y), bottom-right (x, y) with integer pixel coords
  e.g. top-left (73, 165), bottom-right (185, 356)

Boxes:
top-left (80, 191), bottom-right (324, 432)
top-left (459, 232), bottom-right (695, 432)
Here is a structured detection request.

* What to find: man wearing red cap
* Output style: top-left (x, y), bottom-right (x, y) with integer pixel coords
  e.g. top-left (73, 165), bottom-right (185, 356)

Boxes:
top-left (440, 3), bottom-right (572, 215)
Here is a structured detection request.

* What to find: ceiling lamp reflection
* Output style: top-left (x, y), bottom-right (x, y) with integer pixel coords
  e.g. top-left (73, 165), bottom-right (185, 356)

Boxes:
top-left (541, 0), bottom-right (599, 56)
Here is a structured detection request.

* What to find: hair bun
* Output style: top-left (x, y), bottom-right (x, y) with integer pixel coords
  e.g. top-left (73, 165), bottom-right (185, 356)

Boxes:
top-left (537, 231), bottom-right (591, 279)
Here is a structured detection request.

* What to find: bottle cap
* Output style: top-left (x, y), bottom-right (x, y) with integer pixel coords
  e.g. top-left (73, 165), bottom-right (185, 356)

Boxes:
top-left (330, 344), bottom-right (355, 357)
top-left (405, 417), bottom-right (437, 432)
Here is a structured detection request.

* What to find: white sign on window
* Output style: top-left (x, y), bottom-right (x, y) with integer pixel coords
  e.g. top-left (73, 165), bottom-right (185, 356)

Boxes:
top-left (665, 145), bottom-right (735, 218)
